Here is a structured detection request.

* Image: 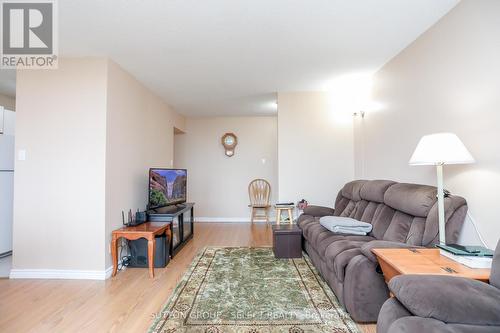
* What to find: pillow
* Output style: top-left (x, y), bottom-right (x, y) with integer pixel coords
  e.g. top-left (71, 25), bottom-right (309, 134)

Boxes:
top-left (319, 216), bottom-right (372, 235)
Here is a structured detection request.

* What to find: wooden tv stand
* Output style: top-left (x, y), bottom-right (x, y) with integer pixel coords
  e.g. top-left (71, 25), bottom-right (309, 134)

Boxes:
top-left (147, 203), bottom-right (194, 257)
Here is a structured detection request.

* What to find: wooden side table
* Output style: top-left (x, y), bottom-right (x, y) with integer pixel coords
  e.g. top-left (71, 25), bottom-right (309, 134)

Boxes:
top-left (372, 248), bottom-right (491, 283)
top-left (275, 205), bottom-right (294, 224)
top-left (111, 222), bottom-right (171, 279)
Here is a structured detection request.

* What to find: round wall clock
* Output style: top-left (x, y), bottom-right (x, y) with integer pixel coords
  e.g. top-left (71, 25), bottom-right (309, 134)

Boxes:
top-left (221, 132), bottom-right (238, 157)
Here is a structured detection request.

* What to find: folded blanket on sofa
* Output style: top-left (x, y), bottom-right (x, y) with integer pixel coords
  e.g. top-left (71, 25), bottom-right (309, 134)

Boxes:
top-left (319, 216), bottom-right (373, 235)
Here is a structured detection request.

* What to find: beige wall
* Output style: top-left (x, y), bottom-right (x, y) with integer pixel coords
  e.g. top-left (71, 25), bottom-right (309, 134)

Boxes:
top-left (354, 0), bottom-right (500, 248)
top-left (105, 60), bottom-right (185, 268)
top-left (174, 117), bottom-right (278, 220)
top-left (12, 58), bottom-right (185, 275)
top-left (0, 93), bottom-right (15, 111)
top-left (13, 58), bottom-right (108, 271)
top-left (278, 92), bottom-right (354, 208)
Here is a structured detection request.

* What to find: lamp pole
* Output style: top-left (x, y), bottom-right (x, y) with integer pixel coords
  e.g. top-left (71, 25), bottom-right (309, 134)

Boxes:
top-left (436, 162), bottom-right (446, 244)
top-left (410, 133), bottom-right (474, 245)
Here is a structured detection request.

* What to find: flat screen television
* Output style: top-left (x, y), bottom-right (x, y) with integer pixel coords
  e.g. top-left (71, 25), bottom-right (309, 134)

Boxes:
top-left (149, 168), bottom-right (187, 209)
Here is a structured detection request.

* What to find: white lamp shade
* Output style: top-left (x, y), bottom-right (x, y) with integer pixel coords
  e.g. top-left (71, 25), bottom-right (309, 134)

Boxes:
top-left (409, 133), bottom-right (475, 165)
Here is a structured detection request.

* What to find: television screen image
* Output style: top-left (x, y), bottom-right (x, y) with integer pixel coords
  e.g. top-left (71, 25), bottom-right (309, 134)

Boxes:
top-left (149, 169), bottom-right (187, 208)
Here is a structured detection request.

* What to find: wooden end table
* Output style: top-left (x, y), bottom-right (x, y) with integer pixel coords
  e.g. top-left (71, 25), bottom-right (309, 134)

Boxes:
top-left (111, 222), bottom-right (171, 279)
top-left (372, 248), bottom-right (491, 284)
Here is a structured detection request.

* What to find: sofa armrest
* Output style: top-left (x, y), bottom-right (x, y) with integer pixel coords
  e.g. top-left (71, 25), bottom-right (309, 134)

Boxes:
top-left (377, 298), bottom-right (412, 333)
top-left (361, 240), bottom-right (423, 263)
top-left (302, 205), bottom-right (334, 217)
top-left (389, 275), bottom-right (500, 326)
top-left (386, 317), bottom-right (490, 333)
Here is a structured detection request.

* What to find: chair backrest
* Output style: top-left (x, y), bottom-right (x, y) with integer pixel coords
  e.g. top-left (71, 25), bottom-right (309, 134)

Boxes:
top-left (491, 241), bottom-right (500, 289)
top-left (248, 179), bottom-right (271, 206)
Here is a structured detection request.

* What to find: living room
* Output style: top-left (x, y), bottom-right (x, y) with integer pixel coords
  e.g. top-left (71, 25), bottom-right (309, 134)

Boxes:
top-left (0, 1), bottom-right (499, 332)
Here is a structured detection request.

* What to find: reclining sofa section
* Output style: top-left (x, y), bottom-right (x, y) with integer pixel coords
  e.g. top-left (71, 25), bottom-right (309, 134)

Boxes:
top-left (297, 179), bottom-right (467, 322)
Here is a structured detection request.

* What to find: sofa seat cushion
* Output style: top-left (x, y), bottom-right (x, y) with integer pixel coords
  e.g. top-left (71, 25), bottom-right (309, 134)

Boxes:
top-left (299, 217), bottom-right (321, 240)
top-left (304, 220), bottom-right (326, 241)
top-left (314, 232), bottom-right (345, 251)
top-left (311, 226), bottom-right (335, 246)
top-left (325, 239), bottom-right (371, 274)
top-left (316, 234), bottom-right (348, 256)
top-left (315, 233), bottom-right (375, 257)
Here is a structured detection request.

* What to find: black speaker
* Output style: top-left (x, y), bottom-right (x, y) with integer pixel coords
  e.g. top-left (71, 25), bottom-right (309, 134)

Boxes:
top-left (128, 235), bottom-right (170, 268)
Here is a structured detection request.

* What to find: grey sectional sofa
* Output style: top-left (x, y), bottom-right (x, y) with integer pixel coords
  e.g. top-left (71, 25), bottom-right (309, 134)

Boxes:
top-left (377, 241), bottom-right (500, 333)
top-left (297, 180), bottom-right (468, 322)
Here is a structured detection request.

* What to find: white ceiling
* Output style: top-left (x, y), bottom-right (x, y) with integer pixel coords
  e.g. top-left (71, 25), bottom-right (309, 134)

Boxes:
top-left (0, 0), bottom-right (459, 115)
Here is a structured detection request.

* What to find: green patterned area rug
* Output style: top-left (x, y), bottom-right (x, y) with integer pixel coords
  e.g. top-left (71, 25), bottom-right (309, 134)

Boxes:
top-left (149, 247), bottom-right (360, 333)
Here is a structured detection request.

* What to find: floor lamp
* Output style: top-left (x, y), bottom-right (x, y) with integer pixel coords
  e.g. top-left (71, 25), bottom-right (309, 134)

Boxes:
top-left (409, 133), bottom-right (475, 245)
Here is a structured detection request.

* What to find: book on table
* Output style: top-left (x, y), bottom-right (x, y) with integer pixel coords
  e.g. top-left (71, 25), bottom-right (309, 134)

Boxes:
top-left (275, 202), bottom-right (294, 207)
top-left (437, 244), bottom-right (494, 269)
top-left (437, 244), bottom-right (494, 257)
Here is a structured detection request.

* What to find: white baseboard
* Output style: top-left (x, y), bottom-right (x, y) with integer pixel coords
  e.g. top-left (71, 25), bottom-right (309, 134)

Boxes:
top-left (10, 267), bottom-right (114, 280)
top-left (195, 217), bottom-right (249, 222)
top-left (105, 265), bottom-right (114, 279)
top-left (195, 217), bottom-right (276, 223)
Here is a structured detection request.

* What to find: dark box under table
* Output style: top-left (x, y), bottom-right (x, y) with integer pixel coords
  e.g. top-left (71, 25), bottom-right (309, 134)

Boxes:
top-left (272, 224), bottom-right (302, 259)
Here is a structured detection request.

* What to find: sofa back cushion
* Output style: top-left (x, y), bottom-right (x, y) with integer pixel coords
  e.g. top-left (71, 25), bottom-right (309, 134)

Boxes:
top-left (491, 241), bottom-right (500, 289)
top-left (384, 183), bottom-right (436, 217)
top-left (333, 180), bottom-right (467, 246)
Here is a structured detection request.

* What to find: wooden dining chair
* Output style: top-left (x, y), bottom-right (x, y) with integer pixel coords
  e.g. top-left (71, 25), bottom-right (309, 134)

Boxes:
top-left (248, 179), bottom-right (271, 223)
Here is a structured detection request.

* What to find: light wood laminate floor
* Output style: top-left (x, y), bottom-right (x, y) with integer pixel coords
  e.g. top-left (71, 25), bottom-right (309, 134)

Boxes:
top-left (0, 223), bottom-right (376, 333)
